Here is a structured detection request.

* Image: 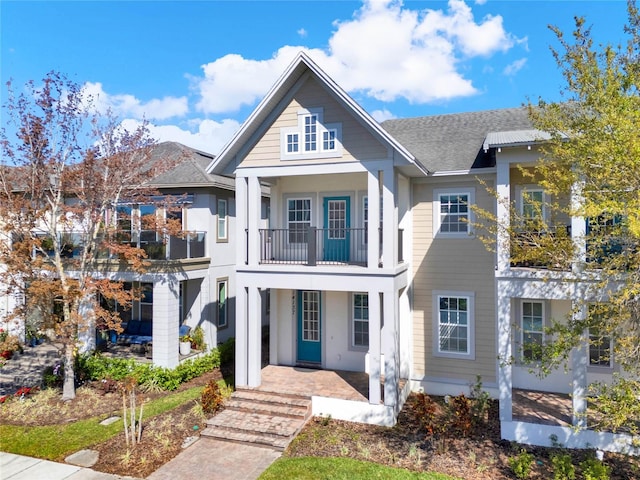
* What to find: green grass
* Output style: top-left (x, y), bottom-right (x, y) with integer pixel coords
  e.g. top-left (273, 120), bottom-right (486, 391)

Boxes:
top-left (259, 457), bottom-right (459, 480)
top-left (0, 385), bottom-right (204, 461)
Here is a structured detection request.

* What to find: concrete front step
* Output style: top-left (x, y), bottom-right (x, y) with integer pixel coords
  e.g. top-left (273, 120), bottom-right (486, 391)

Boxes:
top-left (202, 389), bottom-right (312, 451)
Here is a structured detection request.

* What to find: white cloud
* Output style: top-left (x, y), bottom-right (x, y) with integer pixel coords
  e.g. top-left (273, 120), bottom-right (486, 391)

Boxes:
top-left (82, 82), bottom-right (188, 121)
top-left (193, 0), bottom-right (521, 113)
top-left (297, 28), bottom-right (308, 38)
top-left (503, 58), bottom-right (527, 76)
top-left (120, 118), bottom-right (241, 156)
top-left (371, 109), bottom-right (396, 122)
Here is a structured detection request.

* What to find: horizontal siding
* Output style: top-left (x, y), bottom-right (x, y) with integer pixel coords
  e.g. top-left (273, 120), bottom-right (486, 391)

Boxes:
top-left (411, 177), bottom-right (497, 383)
top-left (242, 77), bottom-right (387, 168)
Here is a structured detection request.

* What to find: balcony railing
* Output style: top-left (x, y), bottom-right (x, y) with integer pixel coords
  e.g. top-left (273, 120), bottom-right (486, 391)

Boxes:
top-left (260, 227), bottom-right (367, 266)
top-left (34, 231), bottom-right (207, 261)
top-left (257, 227), bottom-right (405, 266)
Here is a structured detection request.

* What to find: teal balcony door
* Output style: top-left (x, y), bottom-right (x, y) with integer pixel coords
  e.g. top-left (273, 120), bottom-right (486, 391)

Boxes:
top-left (297, 290), bottom-right (321, 364)
top-left (323, 196), bottom-right (350, 262)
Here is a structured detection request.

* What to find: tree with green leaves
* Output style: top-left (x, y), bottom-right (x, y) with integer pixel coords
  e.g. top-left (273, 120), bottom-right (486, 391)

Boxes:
top-left (505, 1), bottom-right (640, 433)
top-left (0, 72), bottom-right (177, 400)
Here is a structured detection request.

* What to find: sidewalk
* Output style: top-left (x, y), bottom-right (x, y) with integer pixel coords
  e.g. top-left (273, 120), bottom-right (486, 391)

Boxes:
top-left (1, 438), bottom-right (281, 480)
top-left (0, 451), bottom-right (141, 479)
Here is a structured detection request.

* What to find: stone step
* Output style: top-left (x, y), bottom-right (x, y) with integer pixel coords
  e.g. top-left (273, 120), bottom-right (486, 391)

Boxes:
top-left (202, 389), bottom-right (311, 450)
top-left (200, 426), bottom-right (290, 451)
top-left (207, 410), bottom-right (303, 437)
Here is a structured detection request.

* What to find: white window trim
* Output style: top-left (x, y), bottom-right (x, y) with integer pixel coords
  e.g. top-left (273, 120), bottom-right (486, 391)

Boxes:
top-left (217, 198), bottom-right (228, 242)
top-left (350, 292), bottom-right (369, 351)
top-left (217, 278), bottom-right (228, 329)
top-left (280, 107), bottom-right (343, 160)
top-left (432, 188), bottom-right (474, 239)
top-left (516, 185), bottom-right (547, 222)
top-left (519, 300), bottom-right (545, 364)
top-left (432, 290), bottom-right (475, 360)
top-left (284, 195), bottom-right (313, 245)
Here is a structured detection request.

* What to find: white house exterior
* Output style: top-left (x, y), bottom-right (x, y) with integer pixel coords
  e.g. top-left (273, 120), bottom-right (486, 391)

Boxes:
top-left (207, 52), bottom-right (638, 452)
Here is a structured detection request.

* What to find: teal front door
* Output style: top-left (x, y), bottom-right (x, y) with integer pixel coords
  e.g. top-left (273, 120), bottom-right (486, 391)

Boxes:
top-left (297, 290), bottom-right (321, 364)
top-left (323, 196), bottom-right (350, 262)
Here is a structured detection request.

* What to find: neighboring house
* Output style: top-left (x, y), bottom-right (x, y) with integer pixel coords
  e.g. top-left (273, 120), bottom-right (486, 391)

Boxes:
top-left (208, 52), bottom-right (636, 452)
top-left (0, 141), bottom-right (259, 369)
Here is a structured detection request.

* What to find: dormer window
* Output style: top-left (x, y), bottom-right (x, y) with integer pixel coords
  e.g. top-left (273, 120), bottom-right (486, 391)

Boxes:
top-left (281, 107), bottom-right (342, 160)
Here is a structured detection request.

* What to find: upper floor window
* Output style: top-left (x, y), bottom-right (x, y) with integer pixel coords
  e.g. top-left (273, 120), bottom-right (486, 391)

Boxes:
top-left (589, 328), bottom-right (612, 368)
top-left (217, 198), bottom-right (228, 242)
top-left (286, 133), bottom-right (299, 153)
top-left (304, 114), bottom-right (317, 151)
top-left (288, 198), bottom-right (311, 244)
top-left (433, 189), bottom-right (474, 238)
top-left (516, 186), bottom-right (547, 230)
top-left (280, 108), bottom-right (342, 160)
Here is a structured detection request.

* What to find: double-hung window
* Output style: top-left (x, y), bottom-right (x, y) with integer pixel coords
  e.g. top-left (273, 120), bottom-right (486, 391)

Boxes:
top-left (352, 293), bottom-right (369, 348)
top-left (217, 198), bottom-right (228, 242)
top-left (521, 301), bottom-right (544, 362)
top-left (217, 279), bottom-right (228, 328)
top-left (434, 292), bottom-right (474, 358)
top-left (288, 198), bottom-right (311, 243)
top-left (588, 307), bottom-right (612, 368)
top-left (433, 189), bottom-right (474, 238)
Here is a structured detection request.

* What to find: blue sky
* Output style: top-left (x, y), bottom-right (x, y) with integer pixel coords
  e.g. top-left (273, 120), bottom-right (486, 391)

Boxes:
top-left (0, 0), bottom-right (632, 155)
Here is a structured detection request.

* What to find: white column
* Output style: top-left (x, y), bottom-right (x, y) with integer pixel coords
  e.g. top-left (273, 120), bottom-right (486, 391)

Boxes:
top-left (247, 176), bottom-right (261, 267)
top-left (497, 290), bottom-right (512, 422)
top-left (235, 286), bottom-right (248, 387)
top-left (381, 165), bottom-right (395, 268)
top-left (383, 290), bottom-right (399, 408)
top-left (269, 289), bottom-right (278, 365)
top-left (153, 281), bottom-right (180, 368)
top-left (367, 170), bottom-right (380, 269)
top-left (247, 286), bottom-right (262, 387)
top-left (235, 176), bottom-right (248, 266)
top-left (572, 303), bottom-right (588, 428)
top-left (571, 180), bottom-right (586, 274)
top-left (495, 158), bottom-right (511, 274)
top-left (368, 290), bottom-right (382, 404)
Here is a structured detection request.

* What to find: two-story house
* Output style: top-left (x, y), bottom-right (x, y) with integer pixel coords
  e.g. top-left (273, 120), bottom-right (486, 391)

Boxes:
top-left (207, 52), bottom-right (636, 452)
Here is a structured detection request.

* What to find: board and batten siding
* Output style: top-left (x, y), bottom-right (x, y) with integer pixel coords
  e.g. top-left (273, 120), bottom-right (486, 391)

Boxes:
top-left (240, 76), bottom-right (388, 168)
top-left (411, 176), bottom-right (497, 384)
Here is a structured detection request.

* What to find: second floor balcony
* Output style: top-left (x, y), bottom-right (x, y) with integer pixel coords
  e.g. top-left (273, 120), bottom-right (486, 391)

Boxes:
top-left (257, 227), bottom-right (404, 267)
top-left (36, 231), bottom-right (207, 262)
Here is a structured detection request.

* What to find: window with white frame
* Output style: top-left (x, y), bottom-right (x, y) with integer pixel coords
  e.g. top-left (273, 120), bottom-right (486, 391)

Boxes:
top-left (521, 301), bottom-right (544, 362)
top-left (434, 292), bottom-right (474, 358)
top-left (588, 307), bottom-right (612, 368)
top-left (217, 198), bottom-right (228, 242)
top-left (217, 279), bottom-right (228, 328)
top-left (517, 186), bottom-right (546, 229)
top-left (433, 189), bottom-right (474, 238)
top-left (352, 293), bottom-right (369, 348)
top-left (280, 108), bottom-right (342, 159)
top-left (287, 198), bottom-right (311, 243)
top-left (286, 133), bottom-right (299, 153)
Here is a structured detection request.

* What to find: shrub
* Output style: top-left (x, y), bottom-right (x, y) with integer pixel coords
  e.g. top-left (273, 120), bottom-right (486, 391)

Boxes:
top-left (551, 453), bottom-right (575, 480)
top-left (201, 380), bottom-right (225, 414)
top-left (412, 392), bottom-right (439, 435)
top-left (470, 376), bottom-right (491, 425)
top-left (448, 394), bottom-right (472, 436)
top-left (508, 449), bottom-right (534, 479)
top-left (191, 326), bottom-right (205, 350)
top-left (42, 360), bottom-right (64, 389)
top-left (580, 458), bottom-right (610, 480)
top-left (218, 337), bottom-right (235, 365)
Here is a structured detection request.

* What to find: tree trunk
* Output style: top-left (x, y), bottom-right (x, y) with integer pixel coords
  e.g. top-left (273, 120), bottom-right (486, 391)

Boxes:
top-left (61, 342), bottom-right (76, 401)
top-left (77, 295), bottom-right (96, 354)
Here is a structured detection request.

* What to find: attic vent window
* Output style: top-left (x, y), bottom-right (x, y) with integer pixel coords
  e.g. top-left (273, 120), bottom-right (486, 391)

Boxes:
top-left (280, 107), bottom-right (342, 160)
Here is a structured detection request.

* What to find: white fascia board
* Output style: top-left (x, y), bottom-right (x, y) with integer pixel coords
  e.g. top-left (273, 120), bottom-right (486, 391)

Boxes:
top-left (235, 161), bottom-right (370, 178)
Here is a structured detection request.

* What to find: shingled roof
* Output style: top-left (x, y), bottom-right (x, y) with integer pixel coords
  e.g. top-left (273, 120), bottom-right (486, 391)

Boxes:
top-left (147, 141), bottom-right (233, 189)
top-left (381, 107), bottom-right (533, 173)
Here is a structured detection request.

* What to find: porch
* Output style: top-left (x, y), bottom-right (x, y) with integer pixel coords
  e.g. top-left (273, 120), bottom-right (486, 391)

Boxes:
top-left (256, 367), bottom-right (571, 425)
